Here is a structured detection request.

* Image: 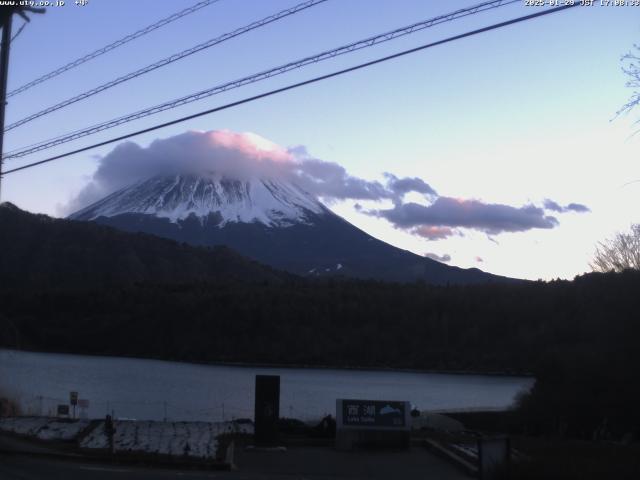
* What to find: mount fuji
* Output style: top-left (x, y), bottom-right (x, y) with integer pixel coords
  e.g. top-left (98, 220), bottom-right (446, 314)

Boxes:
top-left (70, 173), bottom-right (509, 284)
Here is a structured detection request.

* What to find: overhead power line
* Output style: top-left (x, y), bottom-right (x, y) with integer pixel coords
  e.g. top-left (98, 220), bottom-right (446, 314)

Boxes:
top-left (7, 0), bottom-right (222, 98)
top-left (10, 22), bottom-right (27, 43)
top-left (4, 0), bottom-right (519, 158)
top-left (4, 0), bottom-right (328, 132)
top-left (2, 3), bottom-right (579, 177)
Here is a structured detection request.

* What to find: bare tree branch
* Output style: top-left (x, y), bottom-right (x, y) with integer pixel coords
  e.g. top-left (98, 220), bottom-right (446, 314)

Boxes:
top-left (590, 224), bottom-right (640, 272)
top-left (615, 44), bottom-right (640, 120)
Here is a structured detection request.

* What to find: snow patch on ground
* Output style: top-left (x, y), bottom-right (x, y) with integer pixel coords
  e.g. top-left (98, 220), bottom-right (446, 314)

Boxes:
top-left (0, 417), bottom-right (253, 460)
top-left (0, 416), bottom-right (89, 441)
top-left (411, 412), bottom-right (464, 432)
top-left (80, 419), bottom-right (253, 459)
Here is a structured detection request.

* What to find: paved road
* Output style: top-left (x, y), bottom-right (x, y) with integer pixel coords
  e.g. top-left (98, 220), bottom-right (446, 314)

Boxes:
top-left (0, 454), bottom-right (224, 480)
top-left (0, 433), bottom-right (71, 455)
top-left (236, 446), bottom-right (470, 479)
top-left (0, 447), bottom-right (469, 480)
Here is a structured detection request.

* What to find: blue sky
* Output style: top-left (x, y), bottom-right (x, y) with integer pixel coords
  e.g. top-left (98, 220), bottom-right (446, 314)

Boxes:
top-left (2, 0), bottom-right (639, 280)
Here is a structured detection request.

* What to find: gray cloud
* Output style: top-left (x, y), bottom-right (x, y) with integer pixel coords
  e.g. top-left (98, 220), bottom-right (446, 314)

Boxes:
top-left (565, 202), bottom-right (590, 213)
top-left (369, 197), bottom-right (559, 235)
top-left (382, 173), bottom-right (437, 200)
top-left (290, 152), bottom-right (439, 204)
top-left (486, 235), bottom-right (500, 245)
top-left (543, 198), bottom-right (590, 214)
top-left (543, 199), bottom-right (564, 212)
top-left (424, 252), bottom-right (451, 263)
top-left (294, 158), bottom-right (389, 201)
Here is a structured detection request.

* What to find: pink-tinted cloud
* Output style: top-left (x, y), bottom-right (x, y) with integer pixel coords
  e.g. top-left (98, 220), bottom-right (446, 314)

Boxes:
top-left (65, 130), bottom-right (293, 213)
top-left (411, 226), bottom-right (457, 240)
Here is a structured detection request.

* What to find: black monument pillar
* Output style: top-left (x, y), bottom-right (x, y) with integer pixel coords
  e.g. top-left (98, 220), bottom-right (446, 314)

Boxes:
top-left (254, 375), bottom-right (280, 445)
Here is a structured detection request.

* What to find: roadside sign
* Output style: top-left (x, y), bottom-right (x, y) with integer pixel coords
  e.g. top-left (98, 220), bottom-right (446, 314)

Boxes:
top-left (70, 391), bottom-right (78, 406)
top-left (336, 399), bottom-right (411, 450)
top-left (338, 399), bottom-right (409, 428)
top-left (57, 404), bottom-right (70, 416)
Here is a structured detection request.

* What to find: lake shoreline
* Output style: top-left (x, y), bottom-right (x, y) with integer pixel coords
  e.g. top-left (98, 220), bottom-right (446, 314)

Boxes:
top-left (1, 348), bottom-right (534, 422)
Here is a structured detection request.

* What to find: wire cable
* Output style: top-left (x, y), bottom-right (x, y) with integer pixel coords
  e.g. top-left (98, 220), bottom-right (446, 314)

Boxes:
top-left (4, 0), bottom-right (519, 155)
top-left (10, 22), bottom-right (27, 43)
top-left (1, 3), bottom-right (579, 176)
top-left (7, 0), bottom-right (222, 98)
top-left (5, 0), bottom-right (328, 132)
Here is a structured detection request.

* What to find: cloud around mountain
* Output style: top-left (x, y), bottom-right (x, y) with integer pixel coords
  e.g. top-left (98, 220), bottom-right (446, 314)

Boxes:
top-left (65, 129), bottom-right (589, 239)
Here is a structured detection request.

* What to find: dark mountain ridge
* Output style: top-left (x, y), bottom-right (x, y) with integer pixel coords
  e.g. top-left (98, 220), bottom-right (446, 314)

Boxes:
top-left (0, 202), bottom-right (284, 290)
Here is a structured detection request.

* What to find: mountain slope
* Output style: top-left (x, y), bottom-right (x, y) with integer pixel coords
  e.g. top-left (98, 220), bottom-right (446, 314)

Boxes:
top-left (70, 174), bottom-right (513, 285)
top-left (0, 202), bottom-right (284, 290)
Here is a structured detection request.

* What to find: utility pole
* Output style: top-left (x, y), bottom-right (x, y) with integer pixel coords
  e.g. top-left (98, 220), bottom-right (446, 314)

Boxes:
top-left (0, 11), bottom-right (13, 201)
top-left (0, 6), bottom-right (44, 201)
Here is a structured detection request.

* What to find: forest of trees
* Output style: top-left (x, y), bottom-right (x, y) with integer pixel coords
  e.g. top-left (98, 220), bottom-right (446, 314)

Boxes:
top-left (1, 271), bottom-right (639, 439)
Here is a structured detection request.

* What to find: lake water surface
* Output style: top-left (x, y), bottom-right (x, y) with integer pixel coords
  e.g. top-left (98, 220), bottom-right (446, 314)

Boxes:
top-left (0, 349), bottom-right (533, 422)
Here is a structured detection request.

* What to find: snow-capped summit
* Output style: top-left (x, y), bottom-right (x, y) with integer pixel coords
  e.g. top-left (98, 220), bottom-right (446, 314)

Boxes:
top-left (69, 174), bottom-right (326, 227)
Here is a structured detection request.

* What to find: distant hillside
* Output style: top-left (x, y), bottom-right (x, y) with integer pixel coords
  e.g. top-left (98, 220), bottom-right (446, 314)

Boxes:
top-left (0, 202), bottom-right (284, 289)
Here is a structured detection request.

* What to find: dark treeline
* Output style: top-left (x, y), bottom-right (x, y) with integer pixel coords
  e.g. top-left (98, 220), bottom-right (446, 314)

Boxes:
top-left (1, 270), bottom-right (640, 438)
